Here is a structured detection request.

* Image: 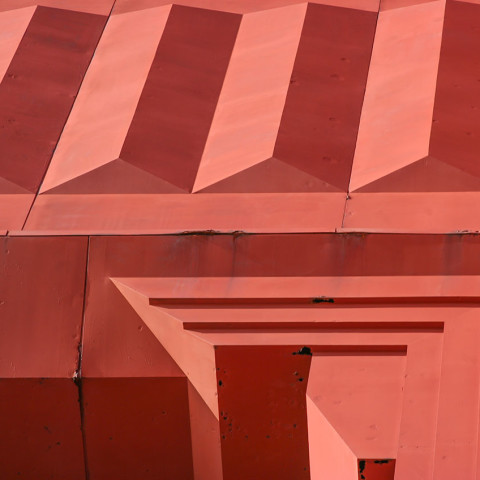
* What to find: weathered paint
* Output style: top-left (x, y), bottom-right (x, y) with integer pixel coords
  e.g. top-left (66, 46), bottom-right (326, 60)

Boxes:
top-left (2, 1), bottom-right (480, 478)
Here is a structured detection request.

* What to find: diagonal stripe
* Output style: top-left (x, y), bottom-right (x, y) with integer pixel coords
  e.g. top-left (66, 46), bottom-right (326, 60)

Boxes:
top-left (192, 4), bottom-right (306, 192)
top-left (40, 6), bottom-right (171, 193)
top-left (0, 7), bottom-right (107, 192)
top-left (0, 6), bottom-right (35, 83)
top-left (430, 0), bottom-right (480, 179)
top-left (120, 6), bottom-right (241, 191)
top-left (349, 1), bottom-right (444, 192)
top-left (0, 0), bottom-right (114, 15)
top-left (274, 4), bottom-right (376, 192)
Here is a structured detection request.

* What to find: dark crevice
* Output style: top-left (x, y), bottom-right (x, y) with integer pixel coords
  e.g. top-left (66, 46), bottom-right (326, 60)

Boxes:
top-left (74, 377), bottom-right (89, 480)
top-left (293, 346), bottom-right (312, 356)
top-left (178, 229), bottom-right (247, 236)
top-left (312, 297), bottom-right (334, 303)
top-left (76, 234), bottom-right (92, 479)
top-left (342, 6), bottom-right (380, 227)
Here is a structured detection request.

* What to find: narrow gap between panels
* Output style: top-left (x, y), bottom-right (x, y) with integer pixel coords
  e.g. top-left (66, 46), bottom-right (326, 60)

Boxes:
top-left (341, 6), bottom-right (380, 228)
top-left (74, 233), bottom-right (92, 480)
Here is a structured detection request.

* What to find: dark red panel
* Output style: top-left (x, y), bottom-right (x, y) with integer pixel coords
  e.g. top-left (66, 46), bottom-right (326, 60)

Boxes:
top-left (0, 379), bottom-right (85, 479)
top-left (0, 7), bottom-right (106, 192)
top-left (82, 378), bottom-right (193, 480)
top-left (120, 6), bottom-right (241, 191)
top-left (85, 233), bottom-right (480, 282)
top-left (430, 0), bottom-right (480, 178)
top-left (215, 346), bottom-right (311, 479)
top-left (274, 4), bottom-right (376, 191)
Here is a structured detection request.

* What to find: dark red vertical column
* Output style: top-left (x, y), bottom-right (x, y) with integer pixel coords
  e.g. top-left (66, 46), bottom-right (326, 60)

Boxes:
top-left (274, 4), bottom-right (376, 192)
top-left (429, 0), bottom-right (480, 178)
top-left (215, 346), bottom-right (312, 480)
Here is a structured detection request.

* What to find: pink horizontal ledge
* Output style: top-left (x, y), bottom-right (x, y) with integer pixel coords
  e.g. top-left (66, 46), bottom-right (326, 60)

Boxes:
top-left (344, 192), bottom-right (480, 233)
top-left (25, 193), bottom-right (346, 234)
top-left (0, 194), bottom-right (34, 232)
top-left (112, 276), bottom-right (480, 304)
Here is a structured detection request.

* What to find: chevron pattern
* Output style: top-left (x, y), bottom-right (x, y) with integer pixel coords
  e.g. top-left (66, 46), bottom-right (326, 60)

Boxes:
top-left (3, 3), bottom-right (480, 479)
top-left (1, 0), bottom-right (480, 232)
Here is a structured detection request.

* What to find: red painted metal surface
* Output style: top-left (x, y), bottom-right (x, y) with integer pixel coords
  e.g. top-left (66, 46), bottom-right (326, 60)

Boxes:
top-left (0, 236), bottom-right (87, 477)
top-left (2, 1), bottom-right (480, 479)
top-left (3, 234), bottom-right (479, 479)
top-left (0, 0), bottom-right (480, 233)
